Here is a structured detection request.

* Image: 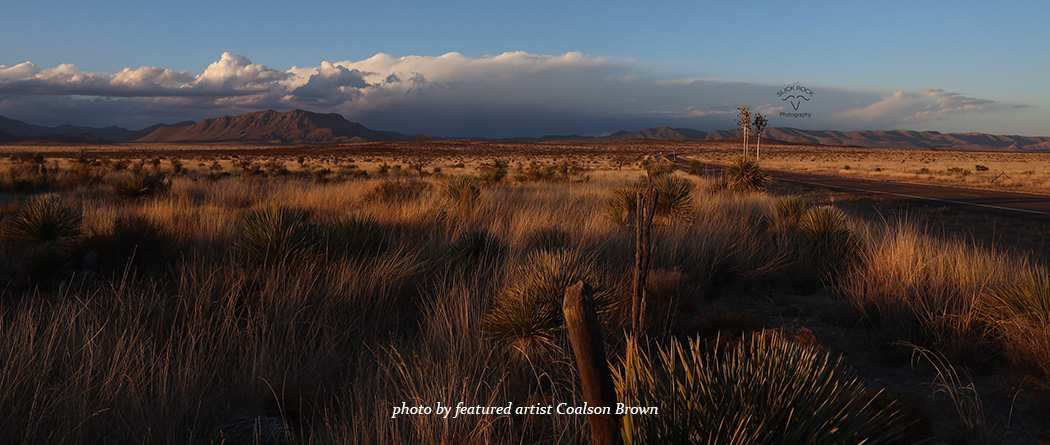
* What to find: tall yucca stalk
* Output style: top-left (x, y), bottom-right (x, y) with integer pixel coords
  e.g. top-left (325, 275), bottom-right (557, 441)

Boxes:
top-left (613, 332), bottom-right (907, 444)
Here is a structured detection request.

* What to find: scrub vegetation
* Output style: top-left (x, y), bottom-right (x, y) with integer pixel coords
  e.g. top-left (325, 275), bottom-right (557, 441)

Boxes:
top-left (0, 144), bottom-right (1047, 443)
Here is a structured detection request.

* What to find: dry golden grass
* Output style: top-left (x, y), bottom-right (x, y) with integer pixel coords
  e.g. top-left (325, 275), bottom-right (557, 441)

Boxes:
top-left (0, 146), bottom-right (1046, 442)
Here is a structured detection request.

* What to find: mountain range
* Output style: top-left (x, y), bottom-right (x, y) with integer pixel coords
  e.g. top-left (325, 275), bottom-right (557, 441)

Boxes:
top-left (2, 109), bottom-right (1049, 151)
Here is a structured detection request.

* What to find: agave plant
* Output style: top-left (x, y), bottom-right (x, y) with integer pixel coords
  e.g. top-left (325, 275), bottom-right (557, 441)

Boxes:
top-left (725, 155), bottom-right (768, 192)
top-left (6, 194), bottom-right (82, 250)
top-left (236, 205), bottom-right (319, 266)
top-left (486, 250), bottom-right (613, 351)
top-left (613, 332), bottom-right (907, 444)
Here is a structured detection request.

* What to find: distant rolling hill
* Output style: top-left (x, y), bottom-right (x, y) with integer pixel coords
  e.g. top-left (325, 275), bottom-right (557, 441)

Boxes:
top-left (134, 109), bottom-right (408, 144)
top-left (2, 109), bottom-right (1049, 150)
top-left (577, 126), bottom-right (1050, 151)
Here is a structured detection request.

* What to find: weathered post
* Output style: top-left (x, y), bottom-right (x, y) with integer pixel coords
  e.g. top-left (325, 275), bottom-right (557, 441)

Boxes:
top-left (632, 189), bottom-right (658, 336)
top-left (564, 281), bottom-right (622, 445)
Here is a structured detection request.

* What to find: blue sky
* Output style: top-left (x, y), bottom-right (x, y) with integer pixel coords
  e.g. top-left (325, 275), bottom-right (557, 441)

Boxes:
top-left (1, 0), bottom-right (1047, 137)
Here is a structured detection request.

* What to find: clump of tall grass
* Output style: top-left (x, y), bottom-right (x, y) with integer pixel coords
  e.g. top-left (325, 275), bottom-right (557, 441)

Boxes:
top-left (838, 221), bottom-right (1018, 360)
top-left (236, 205), bottom-right (321, 266)
top-left (604, 174), bottom-right (695, 224)
top-left (439, 175), bottom-right (481, 206)
top-left (725, 156), bottom-right (768, 192)
top-left (366, 178), bottom-right (430, 203)
top-left (486, 249), bottom-right (613, 353)
top-left (523, 225), bottom-right (572, 252)
top-left (613, 332), bottom-right (907, 444)
top-left (980, 267), bottom-right (1050, 383)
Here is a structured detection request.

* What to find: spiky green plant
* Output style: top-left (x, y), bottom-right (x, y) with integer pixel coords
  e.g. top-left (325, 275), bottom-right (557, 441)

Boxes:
top-left (329, 211), bottom-right (385, 257)
top-left (450, 227), bottom-right (504, 262)
top-left (113, 171), bottom-right (170, 199)
top-left (604, 175), bottom-right (695, 224)
top-left (236, 205), bottom-right (319, 266)
top-left (613, 332), bottom-right (907, 444)
top-left (439, 175), bottom-right (481, 205)
top-left (486, 250), bottom-right (613, 350)
top-left (773, 196), bottom-right (811, 227)
top-left (6, 194), bottom-right (82, 250)
top-left (725, 155), bottom-right (768, 192)
top-left (798, 205), bottom-right (855, 276)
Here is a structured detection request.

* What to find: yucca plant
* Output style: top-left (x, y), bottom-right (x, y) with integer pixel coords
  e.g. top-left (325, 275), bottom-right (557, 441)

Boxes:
top-left (725, 155), bottom-right (768, 192)
top-left (439, 175), bottom-right (481, 206)
top-left (450, 227), bottom-right (504, 262)
top-left (113, 171), bottom-right (170, 199)
top-left (773, 196), bottom-right (811, 227)
top-left (486, 250), bottom-right (613, 351)
top-left (604, 175), bottom-right (695, 224)
top-left (613, 332), bottom-right (907, 444)
top-left (236, 205), bottom-right (320, 266)
top-left (5, 194), bottom-right (82, 251)
top-left (798, 205), bottom-right (856, 277)
top-left (328, 211), bottom-right (385, 257)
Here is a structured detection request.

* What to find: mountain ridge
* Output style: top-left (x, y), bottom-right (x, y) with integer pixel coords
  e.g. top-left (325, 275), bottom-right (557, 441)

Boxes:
top-left (2, 110), bottom-right (1050, 150)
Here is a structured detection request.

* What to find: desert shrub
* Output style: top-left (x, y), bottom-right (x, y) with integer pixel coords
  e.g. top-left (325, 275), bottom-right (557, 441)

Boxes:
top-left (946, 167), bottom-right (971, 176)
top-left (613, 332), bottom-right (907, 444)
top-left (641, 158), bottom-right (677, 177)
top-left (523, 226), bottom-right (571, 252)
top-left (797, 206), bottom-right (855, 277)
top-left (773, 195), bottom-right (811, 227)
top-left (5, 194), bottom-right (82, 251)
top-left (236, 205), bottom-right (320, 266)
top-left (113, 171), bottom-right (170, 199)
top-left (439, 175), bottom-right (481, 205)
top-left (328, 211), bottom-right (385, 257)
top-left (605, 175), bottom-right (695, 224)
top-left (486, 249), bottom-right (613, 351)
top-left (725, 156), bottom-right (768, 192)
top-left (975, 164), bottom-right (989, 172)
top-left (366, 178), bottom-right (430, 203)
top-left (450, 227), bottom-right (504, 262)
top-left (477, 159), bottom-right (509, 183)
top-left (981, 267), bottom-right (1050, 382)
top-left (687, 160), bottom-right (704, 176)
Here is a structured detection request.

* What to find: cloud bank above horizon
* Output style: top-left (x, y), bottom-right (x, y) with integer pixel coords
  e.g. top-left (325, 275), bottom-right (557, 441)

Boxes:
top-left (0, 52), bottom-right (1032, 138)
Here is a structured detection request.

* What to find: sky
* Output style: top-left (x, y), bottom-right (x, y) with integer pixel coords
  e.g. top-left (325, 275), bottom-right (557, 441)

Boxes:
top-left (1, 0), bottom-right (1048, 138)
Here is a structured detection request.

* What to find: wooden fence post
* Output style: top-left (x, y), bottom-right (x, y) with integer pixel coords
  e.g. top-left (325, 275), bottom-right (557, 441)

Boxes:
top-left (632, 189), bottom-right (658, 336)
top-left (564, 281), bottom-right (622, 445)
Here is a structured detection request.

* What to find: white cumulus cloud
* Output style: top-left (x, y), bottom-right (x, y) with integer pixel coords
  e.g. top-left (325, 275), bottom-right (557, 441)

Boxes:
top-left (0, 51), bottom-right (1023, 136)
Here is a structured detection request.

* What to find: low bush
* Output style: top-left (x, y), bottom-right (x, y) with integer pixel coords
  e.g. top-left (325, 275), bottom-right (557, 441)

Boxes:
top-left (613, 332), bottom-right (907, 444)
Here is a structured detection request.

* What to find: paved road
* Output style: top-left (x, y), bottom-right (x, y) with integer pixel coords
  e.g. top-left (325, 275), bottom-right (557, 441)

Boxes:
top-left (670, 155), bottom-right (1050, 221)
